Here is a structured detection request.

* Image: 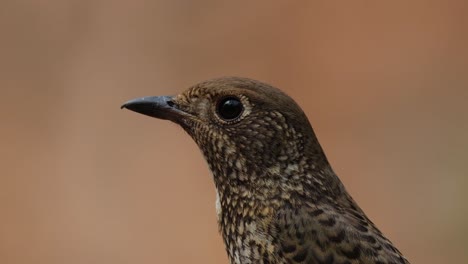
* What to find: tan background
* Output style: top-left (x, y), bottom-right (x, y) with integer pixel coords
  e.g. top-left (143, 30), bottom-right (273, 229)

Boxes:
top-left (1, 1), bottom-right (467, 263)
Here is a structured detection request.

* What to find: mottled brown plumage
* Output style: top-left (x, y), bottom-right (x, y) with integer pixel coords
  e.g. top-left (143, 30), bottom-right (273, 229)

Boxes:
top-left (122, 77), bottom-right (410, 264)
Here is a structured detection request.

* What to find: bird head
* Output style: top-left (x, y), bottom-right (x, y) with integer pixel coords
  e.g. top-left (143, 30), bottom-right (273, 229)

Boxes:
top-left (122, 77), bottom-right (408, 264)
top-left (122, 77), bottom-right (332, 203)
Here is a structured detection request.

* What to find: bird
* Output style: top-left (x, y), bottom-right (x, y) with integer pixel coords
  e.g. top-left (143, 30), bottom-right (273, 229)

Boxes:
top-left (121, 77), bottom-right (410, 264)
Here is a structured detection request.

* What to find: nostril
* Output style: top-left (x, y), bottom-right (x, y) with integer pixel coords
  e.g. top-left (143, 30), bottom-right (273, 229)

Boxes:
top-left (167, 100), bottom-right (175, 107)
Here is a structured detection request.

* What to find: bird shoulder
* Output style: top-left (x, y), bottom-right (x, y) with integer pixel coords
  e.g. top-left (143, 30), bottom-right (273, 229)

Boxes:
top-left (273, 202), bottom-right (409, 264)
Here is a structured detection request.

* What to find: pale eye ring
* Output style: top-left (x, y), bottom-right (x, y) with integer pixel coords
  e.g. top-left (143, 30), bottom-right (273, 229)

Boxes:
top-left (216, 97), bottom-right (243, 121)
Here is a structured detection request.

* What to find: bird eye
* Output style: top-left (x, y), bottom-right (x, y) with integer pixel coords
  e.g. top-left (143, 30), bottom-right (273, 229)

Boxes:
top-left (217, 97), bottom-right (243, 121)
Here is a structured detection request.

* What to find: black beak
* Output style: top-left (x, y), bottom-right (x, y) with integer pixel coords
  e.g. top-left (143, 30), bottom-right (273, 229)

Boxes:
top-left (121, 96), bottom-right (185, 122)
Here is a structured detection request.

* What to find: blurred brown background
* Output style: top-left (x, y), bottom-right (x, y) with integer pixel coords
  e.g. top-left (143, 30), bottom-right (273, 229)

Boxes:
top-left (1, 1), bottom-right (467, 263)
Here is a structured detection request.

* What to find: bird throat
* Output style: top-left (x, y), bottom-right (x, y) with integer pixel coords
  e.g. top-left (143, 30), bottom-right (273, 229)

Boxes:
top-left (212, 169), bottom-right (281, 264)
top-left (215, 190), bottom-right (278, 263)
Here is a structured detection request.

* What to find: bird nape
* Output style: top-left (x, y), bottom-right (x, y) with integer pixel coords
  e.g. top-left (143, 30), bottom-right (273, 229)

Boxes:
top-left (122, 77), bottom-right (410, 264)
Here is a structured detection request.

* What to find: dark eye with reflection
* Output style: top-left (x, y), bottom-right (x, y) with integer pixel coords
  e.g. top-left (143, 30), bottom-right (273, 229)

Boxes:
top-left (217, 97), bottom-right (243, 121)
